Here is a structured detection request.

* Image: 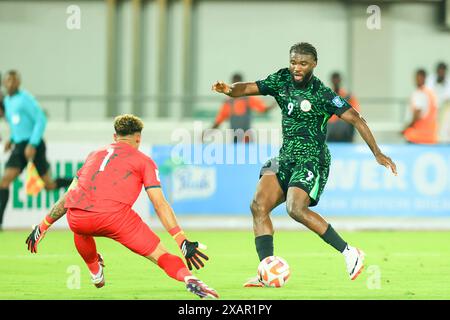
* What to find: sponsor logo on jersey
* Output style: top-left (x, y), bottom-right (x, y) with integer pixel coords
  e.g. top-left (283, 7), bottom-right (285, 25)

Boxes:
top-left (300, 100), bottom-right (312, 112)
top-left (332, 96), bottom-right (344, 108)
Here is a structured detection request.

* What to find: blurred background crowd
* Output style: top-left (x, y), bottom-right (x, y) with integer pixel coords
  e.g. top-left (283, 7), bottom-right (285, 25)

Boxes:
top-left (1, 0), bottom-right (450, 146)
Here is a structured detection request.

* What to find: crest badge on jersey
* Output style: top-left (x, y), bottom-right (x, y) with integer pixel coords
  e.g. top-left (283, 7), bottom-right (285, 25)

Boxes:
top-left (300, 100), bottom-right (312, 112)
top-left (332, 96), bottom-right (345, 108)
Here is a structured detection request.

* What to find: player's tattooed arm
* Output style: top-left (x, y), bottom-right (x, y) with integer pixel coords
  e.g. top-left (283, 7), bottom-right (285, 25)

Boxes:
top-left (212, 81), bottom-right (260, 97)
top-left (48, 195), bottom-right (68, 221)
top-left (48, 177), bottom-right (78, 221)
top-left (340, 108), bottom-right (398, 175)
top-left (25, 178), bottom-right (79, 253)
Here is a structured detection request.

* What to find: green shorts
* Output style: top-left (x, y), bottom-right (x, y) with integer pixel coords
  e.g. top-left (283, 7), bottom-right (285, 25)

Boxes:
top-left (259, 152), bottom-right (330, 207)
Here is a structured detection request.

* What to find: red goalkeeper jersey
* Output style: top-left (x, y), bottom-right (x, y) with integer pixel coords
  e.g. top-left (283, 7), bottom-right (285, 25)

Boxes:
top-left (65, 142), bottom-right (160, 212)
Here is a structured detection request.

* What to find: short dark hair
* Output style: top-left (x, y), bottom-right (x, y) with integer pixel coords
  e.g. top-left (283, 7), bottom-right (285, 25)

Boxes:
top-left (416, 69), bottom-right (427, 77)
top-left (331, 72), bottom-right (341, 79)
top-left (114, 114), bottom-right (144, 136)
top-left (290, 42), bottom-right (318, 62)
top-left (437, 62), bottom-right (447, 71)
top-left (6, 70), bottom-right (20, 78)
top-left (232, 73), bottom-right (243, 82)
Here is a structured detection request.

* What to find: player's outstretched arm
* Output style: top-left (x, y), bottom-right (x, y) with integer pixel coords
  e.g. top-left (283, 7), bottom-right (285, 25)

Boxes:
top-left (146, 187), bottom-right (209, 270)
top-left (25, 178), bottom-right (78, 253)
top-left (340, 108), bottom-right (398, 175)
top-left (211, 81), bottom-right (260, 97)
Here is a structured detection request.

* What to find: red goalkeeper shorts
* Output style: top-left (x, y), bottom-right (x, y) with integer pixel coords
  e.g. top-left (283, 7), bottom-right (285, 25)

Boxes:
top-left (67, 207), bottom-right (160, 257)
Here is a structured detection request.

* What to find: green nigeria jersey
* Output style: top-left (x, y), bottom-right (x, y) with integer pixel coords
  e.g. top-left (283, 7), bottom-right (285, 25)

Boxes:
top-left (256, 68), bottom-right (352, 160)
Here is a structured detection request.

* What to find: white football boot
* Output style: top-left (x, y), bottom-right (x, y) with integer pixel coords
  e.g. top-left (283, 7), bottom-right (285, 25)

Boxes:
top-left (343, 245), bottom-right (365, 280)
top-left (90, 253), bottom-right (105, 288)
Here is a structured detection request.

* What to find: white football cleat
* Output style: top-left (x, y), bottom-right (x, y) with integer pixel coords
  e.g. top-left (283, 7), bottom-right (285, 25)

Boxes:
top-left (90, 253), bottom-right (105, 288)
top-left (343, 245), bottom-right (365, 280)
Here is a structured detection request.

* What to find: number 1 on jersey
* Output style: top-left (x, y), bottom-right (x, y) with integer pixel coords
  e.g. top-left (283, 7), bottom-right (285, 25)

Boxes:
top-left (99, 148), bottom-right (114, 171)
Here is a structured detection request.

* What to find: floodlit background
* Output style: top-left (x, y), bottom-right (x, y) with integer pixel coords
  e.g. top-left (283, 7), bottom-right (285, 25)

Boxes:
top-left (1, 1), bottom-right (449, 138)
top-left (0, 0), bottom-right (449, 300)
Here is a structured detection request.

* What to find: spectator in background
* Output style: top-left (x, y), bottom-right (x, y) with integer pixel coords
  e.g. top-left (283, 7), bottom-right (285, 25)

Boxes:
top-left (402, 69), bottom-right (438, 144)
top-left (205, 73), bottom-right (275, 143)
top-left (426, 62), bottom-right (450, 143)
top-left (326, 72), bottom-right (360, 142)
top-left (426, 62), bottom-right (450, 109)
top-left (0, 70), bottom-right (72, 229)
top-left (0, 88), bottom-right (4, 118)
top-left (0, 72), bottom-right (4, 118)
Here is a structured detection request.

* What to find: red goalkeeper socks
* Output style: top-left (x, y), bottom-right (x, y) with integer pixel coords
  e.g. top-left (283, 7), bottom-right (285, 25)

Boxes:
top-left (157, 253), bottom-right (191, 282)
top-left (74, 234), bottom-right (100, 275)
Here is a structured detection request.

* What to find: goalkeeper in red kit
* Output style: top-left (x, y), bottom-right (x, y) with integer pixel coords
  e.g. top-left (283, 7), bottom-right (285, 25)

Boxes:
top-left (25, 114), bottom-right (218, 299)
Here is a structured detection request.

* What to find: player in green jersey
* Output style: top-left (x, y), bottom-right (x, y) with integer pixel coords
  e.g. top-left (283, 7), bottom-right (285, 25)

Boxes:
top-left (212, 42), bottom-right (397, 286)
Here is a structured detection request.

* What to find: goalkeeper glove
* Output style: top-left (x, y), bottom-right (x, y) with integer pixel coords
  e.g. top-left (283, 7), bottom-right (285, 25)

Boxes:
top-left (25, 214), bottom-right (55, 253)
top-left (180, 239), bottom-right (209, 270)
top-left (169, 226), bottom-right (209, 270)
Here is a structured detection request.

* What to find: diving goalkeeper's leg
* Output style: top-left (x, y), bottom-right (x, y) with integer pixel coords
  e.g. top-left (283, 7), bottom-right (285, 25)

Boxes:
top-left (73, 233), bottom-right (105, 288)
top-left (112, 210), bottom-right (219, 299)
top-left (147, 243), bottom-right (219, 299)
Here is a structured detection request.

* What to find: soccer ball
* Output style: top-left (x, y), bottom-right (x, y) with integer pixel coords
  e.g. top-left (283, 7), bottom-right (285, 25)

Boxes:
top-left (257, 256), bottom-right (291, 288)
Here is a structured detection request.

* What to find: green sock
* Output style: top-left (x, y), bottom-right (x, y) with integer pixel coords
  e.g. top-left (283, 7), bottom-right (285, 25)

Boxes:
top-left (320, 224), bottom-right (347, 253)
top-left (255, 235), bottom-right (274, 261)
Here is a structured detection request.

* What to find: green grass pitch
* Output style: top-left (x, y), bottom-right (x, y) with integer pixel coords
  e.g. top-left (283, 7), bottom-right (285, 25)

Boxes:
top-left (1, 230), bottom-right (449, 300)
